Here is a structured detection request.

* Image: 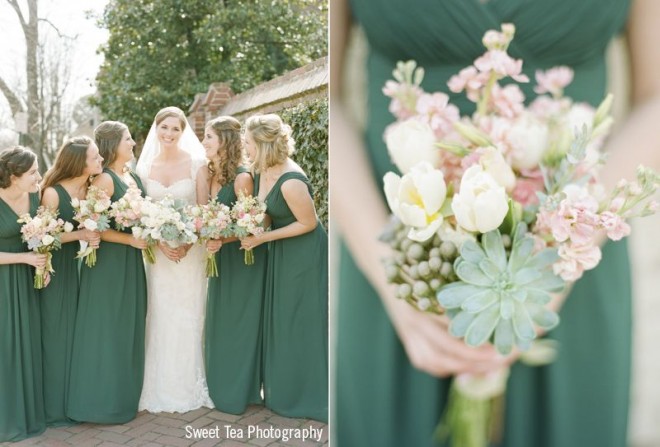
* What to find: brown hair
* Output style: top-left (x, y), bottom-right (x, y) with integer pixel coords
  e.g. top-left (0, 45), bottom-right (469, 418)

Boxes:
top-left (0, 146), bottom-right (37, 188)
top-left (94, 121), bottom-right (129, 168)
top-left (244, 114), bottom-right (295, 173)
top-left (41, 136), bottom-right (94, 191)
top-left (155, 106), bottom-right (187, 129)
top-left (206, 116), bottom-right (246, 186)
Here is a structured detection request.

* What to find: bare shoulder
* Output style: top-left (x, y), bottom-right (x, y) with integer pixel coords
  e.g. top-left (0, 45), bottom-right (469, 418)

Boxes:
top-left (92, 172), bottom-right (114, 195)
top-left (41, 186), bottom-right (60, 209)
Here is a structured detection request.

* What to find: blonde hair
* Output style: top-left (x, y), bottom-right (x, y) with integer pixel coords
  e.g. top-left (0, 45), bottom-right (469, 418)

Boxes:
top-left (155, 106), bottom-right (187, 129)
top-left (206, 116), bottom-right (246, 185)
top-left (245, 114), bottom-right (295, 173)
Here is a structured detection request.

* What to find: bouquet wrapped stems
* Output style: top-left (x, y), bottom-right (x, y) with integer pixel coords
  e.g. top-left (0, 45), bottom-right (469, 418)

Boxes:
top-left (206, 250), bottom-right (219, 277)
top-left (244, 248), bottom-right (255, 265)
top-left (143, 244), bottom-right (156, 264)
top-left (34, 250), bottom-right (54, 289)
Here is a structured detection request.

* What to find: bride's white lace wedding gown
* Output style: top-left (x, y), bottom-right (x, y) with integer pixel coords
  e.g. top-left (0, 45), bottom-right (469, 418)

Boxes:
top-left (138, 165), bottom-right (213, 413)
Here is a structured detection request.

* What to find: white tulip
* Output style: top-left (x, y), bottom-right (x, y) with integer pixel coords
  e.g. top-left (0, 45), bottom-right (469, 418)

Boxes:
top-left (507, 114), bottom-right (548, 170)
top-left (42, 234), bottom-right (55, 246)
top-left (63, 222), bottom-right (74, 233)
top-left (71, 198), bottom-right (80, 208)
top-left (478, 146), bottom-right (516, 191)
top-left (383, 162), bottom-right (447, 242)
top-left (452, 165), bottom-right (509, 233)
top-left (384, 118), bottom-right (439, 174)
top-left (83, 219), bottom-right (98, 231)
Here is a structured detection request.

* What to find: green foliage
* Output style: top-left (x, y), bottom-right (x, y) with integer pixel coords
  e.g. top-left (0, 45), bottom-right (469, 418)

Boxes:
top-left (92, 0), bottom-right (327, 143)
top-left (280, 98), bottom-right (328, 229)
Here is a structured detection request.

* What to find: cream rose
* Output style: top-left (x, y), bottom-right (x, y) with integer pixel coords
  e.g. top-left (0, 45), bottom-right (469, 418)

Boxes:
top-left (507, 114), bottom-right (549, 170)
top-left (452, 165), bottom-right (509, 233)
top-left (383, 162), bottom-right (447, 242)
top-left (384, 118), bottom-right (439, 174)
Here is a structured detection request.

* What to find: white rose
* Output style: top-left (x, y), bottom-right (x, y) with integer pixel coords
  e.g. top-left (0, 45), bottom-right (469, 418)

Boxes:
top-left (63, 222), bottom-right (74, 233)
top-left (42, 234), bottom-right (55, 246)
top-left (93, 202), bottom-right (107, 213)
top-left (83, 218), bottom-right (98, 231)
top-left (565, 103), bottom-right (595, 134)
top-left (384, 118), bottom-right (439, 174)
top-left (132, 227), bottom-right (143, 239)
top-left (507, 114), bottom-right (548, 170)
top-left (452, 165), bottom-right (509, 233)
top-left (383, 161), bottom-right (447, 242)
top-left (478, 146), bottom-right (516, 191)
top-left (71, 198), bottom-right (80, 208)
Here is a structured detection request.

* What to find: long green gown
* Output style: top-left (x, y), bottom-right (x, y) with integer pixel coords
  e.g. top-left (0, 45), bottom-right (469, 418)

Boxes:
top-left (205, 168), bottom-right (267, 414)
top-left (0, 192), bottom-right (45, 441)
top-left (39, 185), bottom-right (79, 426)
top-left (66, 169), bottom-right (147, 424)
top-left (336, 1), bottom-right (632, 446)
top-left (258, 172), bottom-right (328, 422)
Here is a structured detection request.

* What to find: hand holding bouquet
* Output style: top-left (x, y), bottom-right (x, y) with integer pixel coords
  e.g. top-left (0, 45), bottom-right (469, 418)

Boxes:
top-left (189, 200), bottom-right (232, 277)
top-left (230, 192), bottom-right (267, 265)
top-left (18, 207), bottom-right (72, 288)
top-left (143, 194), bottom-right (198, 254)
top-left (109, 185), bottom-right (157, 263)
top-left (380, 23), bottom-right (659, 447)
top-left (71, 185), bottom-right (112, 267)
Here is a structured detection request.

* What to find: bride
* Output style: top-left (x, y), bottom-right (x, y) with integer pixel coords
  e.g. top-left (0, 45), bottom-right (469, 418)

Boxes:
top-left (136, 106), bottom-right (213, 412)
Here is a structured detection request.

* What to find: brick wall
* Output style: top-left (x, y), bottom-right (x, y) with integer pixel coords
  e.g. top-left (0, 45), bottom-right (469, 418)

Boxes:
top-left (188, 57), bottom-right (327, 138)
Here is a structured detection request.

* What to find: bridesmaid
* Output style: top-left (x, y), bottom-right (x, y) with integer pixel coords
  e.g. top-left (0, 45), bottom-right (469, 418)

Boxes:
top-left (0, 146), bottom-right (47, 441)
top-left (201, 116), bottom-right (267, 414)
top-left (66, 122), bottom-right (148, 424)
top-left (240, 114), bottom-right (328, 422)
top-left (39, 136), bottom-right (103, 426)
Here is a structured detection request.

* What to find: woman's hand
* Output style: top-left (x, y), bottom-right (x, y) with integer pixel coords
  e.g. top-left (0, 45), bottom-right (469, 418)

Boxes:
top-left (206, 239), bottom-right (223, 254)
top-left (240, 234), bottom-right (265, 251)
top-left (158, 242), bottom-right (181, 262)
top-left (176, 243), bottom-right (192, 260)
top-left (23, 252), bottom-right (48, 269)
top-left (129, 236), bottom-right (149, 250)
top-left (80, 229), bottom-right (101, 249)
top-left (386, 293), bottom-right (513, 377)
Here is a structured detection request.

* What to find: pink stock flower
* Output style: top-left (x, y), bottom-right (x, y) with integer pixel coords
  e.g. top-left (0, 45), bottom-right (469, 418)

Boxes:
top-left (599, 211), bottom-right (631, 241)
top-left (541, 186), bottom-right (600, 245)
top-left (383, 81), bottom-right (423, 120)
top-left (447, 66), bottom-right (488, 102)
top-left (490, 84), bottom-right (525, 119)
top-left (512, 175), bottom-right (545, 207)
top-left (534, 66), bottom-right (574, 96)
top-left (553, 242), bottom-right (602, 281)
top-left (416, 92), bottom-right (460, 137)
top-left (474, 50), bottom-right (529, 83)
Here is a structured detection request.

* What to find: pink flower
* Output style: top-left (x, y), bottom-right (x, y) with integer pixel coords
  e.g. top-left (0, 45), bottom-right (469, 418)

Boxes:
top-left (542, 186), bottom-right (600, 245)
top-left (553, 242), bottom-right (602, 281)
top-left (599, 211), bottom-right (631, 241)
top-left (474, 50), bottom-right (529, 83)
top-left (447, 66), bottom-right (488, 102)
top-left (512, 175), bottom-right (545, 207)
top-left (490, 84), bottom-right (525, 119)
top-left (416, 92), bottom-right (460, 138)
top-left (382, 81), bottom-right (423, 120)
top-left (534, 66), bottom-right (574, 96)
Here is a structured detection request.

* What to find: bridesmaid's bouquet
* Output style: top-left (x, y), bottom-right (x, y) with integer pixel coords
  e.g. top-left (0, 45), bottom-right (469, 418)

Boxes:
top-left (109, 185), bottom-right (157, 264)
top-left (71, 185), bottom-right (112, 267)
top-left (230, 192), bottom-right (267, 265)
top-left (189, 200), bottom-right (232, 277)
top-left (17, 207), bottom-right (73, 288)
top-left (380, 24), bottom-right (659, 447)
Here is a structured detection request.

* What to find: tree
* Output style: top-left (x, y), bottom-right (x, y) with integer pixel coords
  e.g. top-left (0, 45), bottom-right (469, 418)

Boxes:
top-left (92, 0), bottom-right (327, 143)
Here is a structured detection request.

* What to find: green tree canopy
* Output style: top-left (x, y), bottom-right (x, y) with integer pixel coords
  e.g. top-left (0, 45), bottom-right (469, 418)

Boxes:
top-left (92, 0), bottom-right (327, 142)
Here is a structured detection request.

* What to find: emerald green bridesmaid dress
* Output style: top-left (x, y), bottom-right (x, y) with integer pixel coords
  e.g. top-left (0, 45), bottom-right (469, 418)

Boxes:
top-left (336, 1), bottom-right (632, 445)
top-left (259, 172), bottom-right (328, 422)
top-left (0, 192), bottom-right (45, 441)
top-left (39, 185), bottom-right (79, 426)
top-left (66, 169), bottom-right (147, 424)
top-left (205, 168), bottom-right (267, 414)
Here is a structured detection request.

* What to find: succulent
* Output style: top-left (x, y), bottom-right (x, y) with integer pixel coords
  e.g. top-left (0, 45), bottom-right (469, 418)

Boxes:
top-left (436, 223), bottom-right (564, 355)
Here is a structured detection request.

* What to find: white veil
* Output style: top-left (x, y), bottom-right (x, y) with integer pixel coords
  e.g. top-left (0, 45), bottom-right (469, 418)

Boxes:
top-left (135, 116), bottom-right (207, 181)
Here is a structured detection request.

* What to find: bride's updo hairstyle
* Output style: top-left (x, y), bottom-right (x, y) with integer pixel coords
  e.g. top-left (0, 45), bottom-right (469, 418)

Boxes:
top-left (41, 136), bottom-right (95, 191)
top-left (206, 116), bottom-right (246, 186)
top-left (0, 146), bottom-right (37, 188)
top-left (155, 106), bottom-right (187, 130)
top-left (94, 121), bottom-right (129, 168)
top-left (245, 114), bottom-right (295, 173)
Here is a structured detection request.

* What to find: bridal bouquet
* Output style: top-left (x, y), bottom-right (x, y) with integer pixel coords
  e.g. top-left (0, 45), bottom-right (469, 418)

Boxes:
top-left (230, 192), bottom-right (267, 265)
top-left (18, 207), bottom-right (73, 288)
top-left (109, 185), bottom-right (157, 263)
top-left (189, 200), bottom-right (233, 277)
top-left (138, 195), bottom-right (198, 252)
top-left (71, 185), bottom-right (112, 267)
top-left (380, 24), bottom-right (659, 447)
